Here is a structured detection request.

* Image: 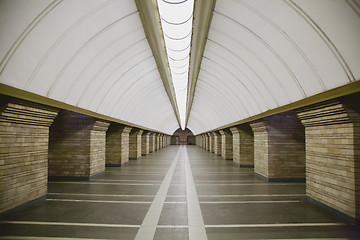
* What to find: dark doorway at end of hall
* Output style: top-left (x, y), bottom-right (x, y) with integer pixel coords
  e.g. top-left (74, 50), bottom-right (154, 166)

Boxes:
top-left (171, 128), bottom-right (195, 145)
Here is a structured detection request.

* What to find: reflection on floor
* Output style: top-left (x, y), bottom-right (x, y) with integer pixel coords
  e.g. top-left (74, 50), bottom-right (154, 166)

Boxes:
top-left (0, 145), bottom-right (358, 239)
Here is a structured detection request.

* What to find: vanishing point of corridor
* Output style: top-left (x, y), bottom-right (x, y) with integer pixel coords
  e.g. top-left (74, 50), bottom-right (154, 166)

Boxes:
top-left (0, 146), bottom-right (357, 240)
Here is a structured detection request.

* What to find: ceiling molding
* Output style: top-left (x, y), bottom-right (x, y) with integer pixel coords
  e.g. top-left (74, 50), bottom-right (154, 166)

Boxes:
top-left (135, 0), bottom-right (181, 127)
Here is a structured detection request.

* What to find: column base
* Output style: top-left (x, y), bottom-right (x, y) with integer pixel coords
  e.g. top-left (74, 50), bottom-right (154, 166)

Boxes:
top-left (106, 163), bottom-right (128, 167)
top-left (48, 171), bottom-right (105, 181)
top-left (255, 173), bottom-right (305, 182)
top-left (307, 197), bottom-right (358, 225)
top-left (233, 162), bottom-right (254, 168)
top-left (0, 195), bottom-right (47, 217)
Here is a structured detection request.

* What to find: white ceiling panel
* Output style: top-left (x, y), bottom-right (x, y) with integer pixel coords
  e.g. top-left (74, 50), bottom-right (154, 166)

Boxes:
top-left (188, 0), bottom-right (360, 134)
top-left (0, 0), bottom-right (178, 134)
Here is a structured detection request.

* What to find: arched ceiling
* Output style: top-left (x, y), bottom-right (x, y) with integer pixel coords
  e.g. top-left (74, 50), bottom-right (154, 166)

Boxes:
top-left (187, 0), bottom-right (360, 134)
top-left (0, 0), bottom-right (179, 134)
top-left (1, 0), bottom-right (359, 136)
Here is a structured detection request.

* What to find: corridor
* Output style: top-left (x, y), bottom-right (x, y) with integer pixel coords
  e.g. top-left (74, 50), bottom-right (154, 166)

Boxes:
top-left (0, 146), bottom-right (356, 240)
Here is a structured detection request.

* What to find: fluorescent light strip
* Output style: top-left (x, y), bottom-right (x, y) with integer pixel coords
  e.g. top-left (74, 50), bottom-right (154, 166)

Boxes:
top-left (157, 0), bottom-right (194, 129)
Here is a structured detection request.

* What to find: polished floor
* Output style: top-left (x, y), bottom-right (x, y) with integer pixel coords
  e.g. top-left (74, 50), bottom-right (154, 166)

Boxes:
top-left (0, 145), bottom-right (359, 239)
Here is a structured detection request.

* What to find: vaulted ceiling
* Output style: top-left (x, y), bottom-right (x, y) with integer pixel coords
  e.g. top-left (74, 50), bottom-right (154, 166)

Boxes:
top-left (1, 0), bottom-right (359, 135)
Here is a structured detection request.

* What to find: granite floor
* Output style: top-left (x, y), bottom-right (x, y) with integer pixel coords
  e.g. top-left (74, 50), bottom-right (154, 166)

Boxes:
top-left (0, 145), bottom-right (359, 239)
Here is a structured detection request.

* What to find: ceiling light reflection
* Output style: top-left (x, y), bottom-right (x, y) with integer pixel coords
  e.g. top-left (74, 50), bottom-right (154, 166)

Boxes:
top-left (157, 0), bottom-right (194, 130)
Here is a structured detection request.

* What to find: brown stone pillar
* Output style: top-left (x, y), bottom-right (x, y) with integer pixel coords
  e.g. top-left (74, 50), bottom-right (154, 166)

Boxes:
top-left (297, 98), bottom-right (360, 219)
top-left (250, 110), bottom-right (305, 181)
top-left (202, 134), bottom-right (206, 149)
top-left (149, 133), bottom-right (156, 153)
top-left (207, 133), bottom-right (213, 153)
top-left (129, 129), bottom-right (143, 160)
top-left (155, 133), bottom-right (160, 151)
top-left (219, 129), bottom-right (233, 160)
top-left (0, 98), bottom-right (58, 214)
top-left (105, 124), bottom-right (131, 167)
top-left (49, 110), bottom-right (110, 178)
top-left (141, 131), bottom-right (150, 156)
top-left (230, 125), bottom-right (254, 168)
top-left (160, 134), bottom-right (163, 149)
top-left (213, 132), bottom-right (221, 155)
top-left (163, 135), bottom-right (167, 147)
top-left (204, 134), bottom-right (210, 151)
top-left (161, 135), bottom-right (164, 148)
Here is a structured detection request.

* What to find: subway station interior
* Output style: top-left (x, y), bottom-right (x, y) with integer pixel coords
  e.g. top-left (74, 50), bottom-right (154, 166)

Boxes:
top-left (0, 0), bottom-right (360, 239)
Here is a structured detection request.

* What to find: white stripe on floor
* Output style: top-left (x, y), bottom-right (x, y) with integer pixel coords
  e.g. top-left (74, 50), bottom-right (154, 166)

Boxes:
top-left (198, 194), bottom-right (305, 197)
top-left (92, 179), bottom-right (162, 183)
top-left (199, 200), bottom-right (300, 204)
top-left (46, 199), bottom-right (187, 204)
top-left (134, 148), bottom-right (181, 240)
top-left (0, 221), bottom-right (139, 228)
top-left (184, 147), bottom-right (208, 240)
top-left (154, 223), bottom-right (347, 228)
top-left (0, 237), bottom-right (111, 240)
top-left (48, 193), bottom-right (155, 197)
top-left (205, 223), bottom-right (347, 228)
top-left (196, 183), bottom-right (304, 186)
top-left (46, 199), bottom-right (152, 204)
top-left (0, 221), bottom-right (347, 229)
top-left (49, 182), bottom-right (159, 186)
top-left (106, 173), bottom-right (166, 176)
top-left (191, 172), bottom-right (253, 175)
top-left (156, 225), bottom-right (188, 228)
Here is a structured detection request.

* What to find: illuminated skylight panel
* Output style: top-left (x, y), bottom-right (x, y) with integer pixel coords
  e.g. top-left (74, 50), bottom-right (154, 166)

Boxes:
top-left (157, 0), bottom-right (194, 130)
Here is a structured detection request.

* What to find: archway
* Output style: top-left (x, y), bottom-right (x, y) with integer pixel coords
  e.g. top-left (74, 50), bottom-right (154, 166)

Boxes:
top-left (171, 128), bottom-right (195, 145)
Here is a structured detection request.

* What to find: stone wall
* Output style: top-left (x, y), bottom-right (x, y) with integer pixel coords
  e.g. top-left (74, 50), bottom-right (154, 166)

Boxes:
top-left (161, 135), bottom-right (164, 148)
top-left (149, 133), bottom-right (155, 153)
top-left (250, 111), bottom-right (305, 180)
top-left (219, 129), bottom-right (233, 160)
top-left (129, 129), bottom-right (143, 159)
top-left (297, 99), bottom-right (360, 219)
top-left (0, 97), bottom-right (58, 213)
top-left (207, 133), bottom-right (213, 152)
top-left (155, 134), bottom-right (160, 151)
top-left (213, 132), bottom-right (221, 155)
top-left (171, 135), bottom-right (179, 145)
top-left (90, 122), bottom-right (110, 176)
top-left (204, 134), bottom-right (209, 151)
top-left (187, 135), bottom-right (196, 145)
top-left (49, 110), bottom-right (109, 178)
top-left (141, 132), bottom-right (150, 156)
top-left (105, 124), bottom-right (131, 167)
top-left (230, 125), bottom-right (254, 167)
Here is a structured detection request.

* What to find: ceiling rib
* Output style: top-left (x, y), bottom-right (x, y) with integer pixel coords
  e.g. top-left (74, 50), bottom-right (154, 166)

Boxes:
top-left (185, 0), bottom-right (216, 128)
